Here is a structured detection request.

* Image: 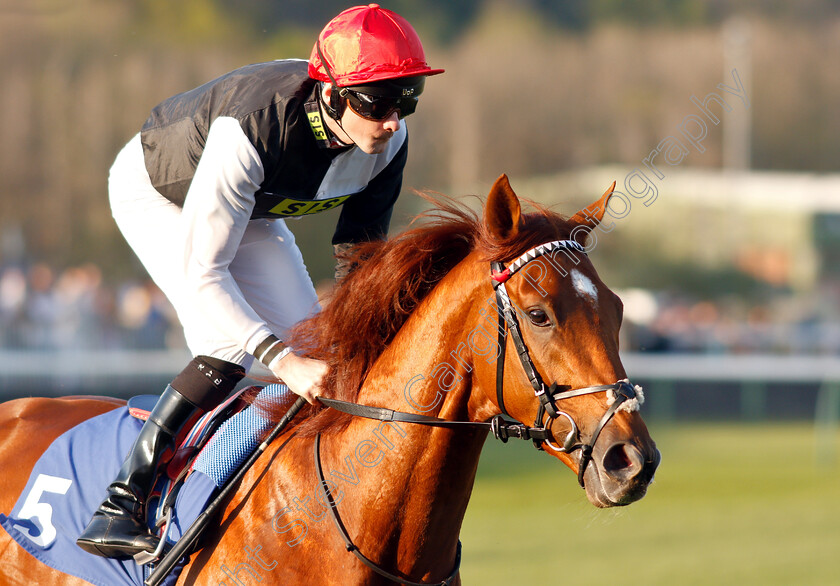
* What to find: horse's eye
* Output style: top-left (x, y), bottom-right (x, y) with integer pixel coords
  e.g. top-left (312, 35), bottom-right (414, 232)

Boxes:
top-left (528, 308), bottom-right (551, 327)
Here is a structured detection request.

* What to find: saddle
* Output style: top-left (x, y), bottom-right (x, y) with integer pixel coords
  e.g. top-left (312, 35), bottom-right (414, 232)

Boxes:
top-left (126, 388), bottom-right (250, 522)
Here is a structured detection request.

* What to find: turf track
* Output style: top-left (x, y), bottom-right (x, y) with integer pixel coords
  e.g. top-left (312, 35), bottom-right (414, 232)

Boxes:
top-left (460, 422), bottom-right (840, 585)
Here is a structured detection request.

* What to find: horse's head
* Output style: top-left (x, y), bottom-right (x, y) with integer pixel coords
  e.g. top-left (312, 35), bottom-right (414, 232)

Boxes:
top-left (473, 174), bottom-right (659, 508)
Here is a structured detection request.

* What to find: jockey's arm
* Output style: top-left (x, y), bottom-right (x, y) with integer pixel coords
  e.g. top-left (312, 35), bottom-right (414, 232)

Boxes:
top-left (180, 117), bottom-right (326, 402)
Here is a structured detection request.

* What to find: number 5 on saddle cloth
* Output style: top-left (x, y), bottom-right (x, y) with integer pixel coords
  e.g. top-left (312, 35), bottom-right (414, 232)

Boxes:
top-left (0, 384), bottom-right (292, 586)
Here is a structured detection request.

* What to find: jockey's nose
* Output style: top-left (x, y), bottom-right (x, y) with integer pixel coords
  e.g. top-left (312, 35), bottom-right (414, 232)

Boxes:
top-left (382, 112), bottom-right (400, 132)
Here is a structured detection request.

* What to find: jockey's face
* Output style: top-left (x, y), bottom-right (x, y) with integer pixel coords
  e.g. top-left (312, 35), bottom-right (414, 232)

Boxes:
top-left (323, 85), bottom-right (402, 155)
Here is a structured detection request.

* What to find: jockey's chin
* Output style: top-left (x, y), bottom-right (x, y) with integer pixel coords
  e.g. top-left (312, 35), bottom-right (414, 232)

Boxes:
top-left (339, 109), bottom-right (400, 155)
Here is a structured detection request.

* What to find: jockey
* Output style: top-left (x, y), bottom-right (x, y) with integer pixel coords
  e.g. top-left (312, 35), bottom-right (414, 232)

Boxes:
top-left (76, 4), bottom-right (443, 559)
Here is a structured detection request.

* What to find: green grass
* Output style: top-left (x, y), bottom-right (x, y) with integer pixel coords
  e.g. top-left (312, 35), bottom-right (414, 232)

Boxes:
top-left (459, 422), bottom-right (840, 585)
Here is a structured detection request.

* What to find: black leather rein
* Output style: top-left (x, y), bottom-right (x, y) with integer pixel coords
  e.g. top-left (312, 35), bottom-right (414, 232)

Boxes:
top-left (314, 432), bottom-right (461, 586)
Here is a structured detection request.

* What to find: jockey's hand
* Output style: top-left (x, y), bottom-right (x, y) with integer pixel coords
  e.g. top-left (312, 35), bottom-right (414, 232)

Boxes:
top-left (270, 352), bottom-right (327, 404)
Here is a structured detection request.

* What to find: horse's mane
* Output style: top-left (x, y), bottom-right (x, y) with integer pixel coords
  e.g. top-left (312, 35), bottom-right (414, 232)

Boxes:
top-left (268, 192), bottom-right (576, 436)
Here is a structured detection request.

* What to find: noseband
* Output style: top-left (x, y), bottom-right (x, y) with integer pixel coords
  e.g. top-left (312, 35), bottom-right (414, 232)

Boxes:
top-left (490, 240), bottom-right (640, 486)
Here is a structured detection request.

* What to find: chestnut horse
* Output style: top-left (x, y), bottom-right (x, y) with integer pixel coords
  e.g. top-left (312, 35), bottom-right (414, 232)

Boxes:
top-left (0, 175), bottom-right (659, 585)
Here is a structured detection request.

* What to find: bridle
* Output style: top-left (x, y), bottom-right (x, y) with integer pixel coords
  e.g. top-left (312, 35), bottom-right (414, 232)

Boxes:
top-left (312, 239), bottom-right (642, 585)
top-left (489, 239), bottom-right (640, 486)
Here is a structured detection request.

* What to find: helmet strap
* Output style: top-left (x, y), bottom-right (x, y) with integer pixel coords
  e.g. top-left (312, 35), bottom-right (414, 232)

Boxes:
top-left (315, 82), bottom-right (356, 148)
top-left (317, 83), bottom-right (342, 122)
top-left (314, 42), bottom-right (357, 146)
top-left (315, 41), bottom-right (349, 122)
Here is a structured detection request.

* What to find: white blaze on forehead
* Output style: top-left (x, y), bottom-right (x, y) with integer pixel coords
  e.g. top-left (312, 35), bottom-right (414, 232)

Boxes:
top-left (570, 269), bottom-right (598, 304)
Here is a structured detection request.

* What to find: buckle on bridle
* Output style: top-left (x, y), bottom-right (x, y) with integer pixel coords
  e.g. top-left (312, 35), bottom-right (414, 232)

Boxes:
top-left (491, 415), bottom-right (540, 443)
top-left (536, 382), bottom-right (560, 420)
top-left (490, 415), bottom-right (510, 443)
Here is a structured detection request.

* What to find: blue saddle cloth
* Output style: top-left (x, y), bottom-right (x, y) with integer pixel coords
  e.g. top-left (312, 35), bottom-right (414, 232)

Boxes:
top-left (0, 402), bottom-right (217, 586)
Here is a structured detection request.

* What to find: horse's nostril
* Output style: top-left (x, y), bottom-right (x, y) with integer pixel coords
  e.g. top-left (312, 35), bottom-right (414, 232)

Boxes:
top-left (602, 443), bottom-right (644, 481)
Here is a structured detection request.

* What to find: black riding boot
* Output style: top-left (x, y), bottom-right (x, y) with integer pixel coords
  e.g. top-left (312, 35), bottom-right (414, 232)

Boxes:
top-left (76, 385), bottom-right (204, 559)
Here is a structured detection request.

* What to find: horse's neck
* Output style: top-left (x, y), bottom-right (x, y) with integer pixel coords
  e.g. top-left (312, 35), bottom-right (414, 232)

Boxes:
top-left (330, 260), bottom-right (489, 568)
top-left (358, 256), bottom-right (486, 423)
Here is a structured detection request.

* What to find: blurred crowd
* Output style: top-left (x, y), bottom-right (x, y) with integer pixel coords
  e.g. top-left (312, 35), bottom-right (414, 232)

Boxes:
top-left (0, 263), bottom-right (184, 351)
top-left (3, 262), bottom-right (840, 356)
top-left (618, 287), bottom-right (840, 355)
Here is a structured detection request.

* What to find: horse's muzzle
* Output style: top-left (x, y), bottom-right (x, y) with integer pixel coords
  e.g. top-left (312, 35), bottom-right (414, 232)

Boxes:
top-left (582, 439), bottom-right (660, 508)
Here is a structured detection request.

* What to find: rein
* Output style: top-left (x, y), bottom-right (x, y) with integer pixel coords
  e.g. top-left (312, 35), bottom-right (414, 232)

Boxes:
top-left (319, 384), bottom-right (636, 488)
top-left (314, 433), bottom-right (462, 586)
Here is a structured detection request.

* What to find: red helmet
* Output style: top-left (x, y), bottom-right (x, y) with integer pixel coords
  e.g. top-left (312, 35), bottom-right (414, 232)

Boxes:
top-left (308, 4), bottom-right (444, 87)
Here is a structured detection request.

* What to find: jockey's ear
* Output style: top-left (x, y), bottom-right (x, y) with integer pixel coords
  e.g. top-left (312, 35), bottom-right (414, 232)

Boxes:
top-left (569, 181), bottom-right (616, 246)
top-left (484, 174), bottom-right (523, 240)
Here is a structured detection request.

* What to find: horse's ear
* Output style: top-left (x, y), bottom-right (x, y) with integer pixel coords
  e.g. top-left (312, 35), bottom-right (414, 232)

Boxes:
top-left (484, 174), bottom-right (523, 239)
top-left (569, 181), bottom-right (616, 244)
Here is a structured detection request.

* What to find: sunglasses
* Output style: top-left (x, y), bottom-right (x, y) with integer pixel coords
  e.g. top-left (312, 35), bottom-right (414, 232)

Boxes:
top-left (341, 89), bottom-right (419, 121)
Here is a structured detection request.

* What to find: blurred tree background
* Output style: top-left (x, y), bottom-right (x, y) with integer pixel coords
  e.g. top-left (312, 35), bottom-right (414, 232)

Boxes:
top-left (0, 0), bottom-right (838, 290)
